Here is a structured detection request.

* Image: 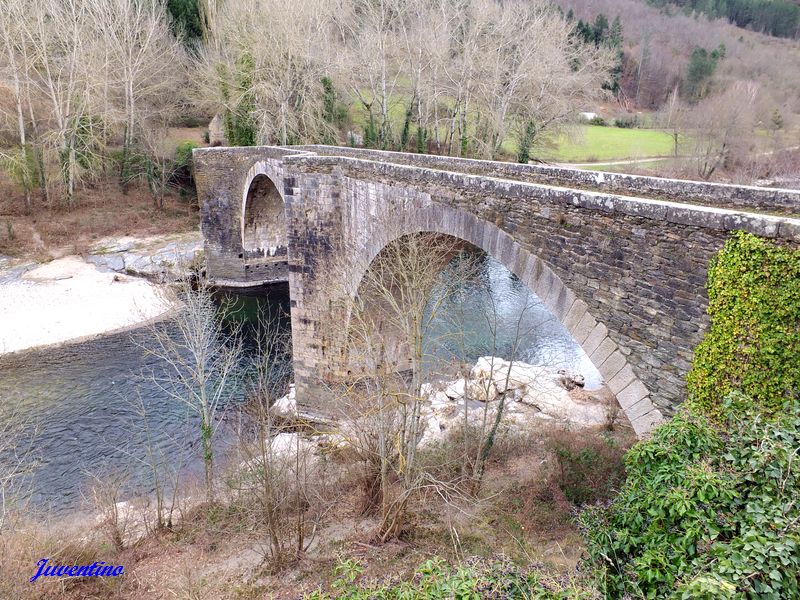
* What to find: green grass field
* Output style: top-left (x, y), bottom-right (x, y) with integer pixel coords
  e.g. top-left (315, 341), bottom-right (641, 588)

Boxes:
top-left (539, 125), bottom-right (675, 163)
top-left (578, 158), bottom-right (675, 173)
top-left (348, 94), bottom-right (676, 164)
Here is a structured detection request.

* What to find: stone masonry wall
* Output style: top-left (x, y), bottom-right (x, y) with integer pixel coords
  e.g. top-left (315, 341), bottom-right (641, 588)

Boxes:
top-left (193, 146), bottom-right (312, 286)
top-left (281, 155), bottom-right (797, 429)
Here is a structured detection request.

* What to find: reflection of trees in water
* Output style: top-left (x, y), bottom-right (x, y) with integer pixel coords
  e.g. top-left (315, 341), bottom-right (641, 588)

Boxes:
top-left (214, 284), bottom-right (293, 380)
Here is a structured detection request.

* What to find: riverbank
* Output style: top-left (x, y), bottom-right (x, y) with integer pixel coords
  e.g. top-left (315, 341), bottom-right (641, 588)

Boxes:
top-left (0, 363), bottom-right (632, 599)
top-left (0, 256), bottom-right (173, 355)
top-left (0, 232), bottom-right (202, 355)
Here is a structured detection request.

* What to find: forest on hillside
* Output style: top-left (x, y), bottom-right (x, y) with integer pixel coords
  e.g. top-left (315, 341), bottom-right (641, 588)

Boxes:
top-left (648, 0), bottom-right (800, 39)
top-left (558, 0), bottom-right (800, 113)
top-left (0, 0), bottom-right (798, 218)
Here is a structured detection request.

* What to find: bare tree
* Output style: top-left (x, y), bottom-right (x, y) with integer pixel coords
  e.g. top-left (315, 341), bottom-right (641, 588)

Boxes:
top-left (140, 279), bottom-right (243, 503)
top-left (129, 121), bottom-right (194, 208)
top-left (228, 309), bottom-right (339, 566)
top-left (332, 234), bottom-right (481, 540)
top-left (0, 410), bottom-right (37, 532)
top-left (658, 84), bottom-right (686, 158)
top-left (14, 0), bottom-right (95, 207)
top-left (0, 0), bottom-right (185, 209)
top-left (198, 0), bottom-right (335, 146)
top-left (194, 0), bottom-right (612, 156)
top-left (0, 0), bottom-right (35, 210)
top-left (331, 0), bottom-right (410, 149)
top-left (683, 81), bottom-right (759, 180)
top-left (85, 0), bottom-right (186, 190)
top-left (119, 388), bottom-right (192, 533)
top-left (468, 0), bottom-right (613, 159)
top-left (425, 253), bottom-right (560, 492)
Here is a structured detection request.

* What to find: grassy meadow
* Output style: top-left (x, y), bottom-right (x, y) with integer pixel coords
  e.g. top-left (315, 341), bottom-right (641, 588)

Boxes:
top-left (538, 125), bottom-right (676, 163)
top-left (347, 94), bottom-right (676, 164)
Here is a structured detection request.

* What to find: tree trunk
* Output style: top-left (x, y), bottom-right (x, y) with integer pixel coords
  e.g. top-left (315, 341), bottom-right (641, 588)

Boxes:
top-left (201, 418), bottom-right (214, 503)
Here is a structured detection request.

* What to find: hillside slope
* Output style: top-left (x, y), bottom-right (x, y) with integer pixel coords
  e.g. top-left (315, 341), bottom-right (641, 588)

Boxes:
top-left (558, 0), bottom-right (800, 123)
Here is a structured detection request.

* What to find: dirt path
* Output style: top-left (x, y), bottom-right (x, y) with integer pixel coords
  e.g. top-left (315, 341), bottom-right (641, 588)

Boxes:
top-left (560, 156), bottom-right (681, 168)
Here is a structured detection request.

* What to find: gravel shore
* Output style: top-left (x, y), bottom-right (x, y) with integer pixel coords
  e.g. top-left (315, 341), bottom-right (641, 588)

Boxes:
top-left (0, 255), bottom-right (176, 355)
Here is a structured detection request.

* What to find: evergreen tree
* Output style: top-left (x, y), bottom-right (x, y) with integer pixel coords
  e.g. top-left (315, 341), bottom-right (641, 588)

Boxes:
top-left (166, 0), bottom-right (203, 45)
top-left (415, 127), bottom-right (427, 154)
top-left (683, 44), bottom-right (725, 101)
top-left (516, 121), bottom-right (537, 164)
top-left (609, 16), bottom-right (623, 47)
top-left (770, 108), bottom-right (784, 132)
top-left (593, 14), bottom-right (609, 46)
top-left (363, 113), bottom-right (377, 149)
top-left (603, 16), bottom-right (625, 95)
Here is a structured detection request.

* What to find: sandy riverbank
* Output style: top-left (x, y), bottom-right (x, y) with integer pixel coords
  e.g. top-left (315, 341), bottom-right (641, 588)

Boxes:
top-left (0, 255), bottom-right (176, 355)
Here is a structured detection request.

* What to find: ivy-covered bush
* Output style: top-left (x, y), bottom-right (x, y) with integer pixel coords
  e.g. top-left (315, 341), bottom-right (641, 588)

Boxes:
top-left (686, 231), bottom-right (800, 420)
top-left (581, 398), bottom-right (800, 599)
top-left (304, 556), bottom-right (596, 599)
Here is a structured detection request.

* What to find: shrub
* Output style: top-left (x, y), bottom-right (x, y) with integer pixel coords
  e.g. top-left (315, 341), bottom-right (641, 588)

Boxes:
top-left (1, 144), bottom-right (39, 198)
top-left (612, 116), bottom-right (637, 128)
top-left (581, 399), bottom-right (800, 599)
top-left (171, 141), bottom-right (198, 197)
top-left (687, 231), bottom-right (800, 420)
top-left (175, 141), bottom-right (198, 167)
top-left (304, 556), bottom-right (596, 599)
top-left (546, 428), bottom-right (628, 506)
top-left (588, 116), bottom-right (606, 126)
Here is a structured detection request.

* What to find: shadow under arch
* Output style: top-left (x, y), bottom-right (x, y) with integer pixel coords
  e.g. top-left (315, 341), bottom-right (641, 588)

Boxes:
top-left (345, 231), bottom-right (477, 379)
top-left (240, 163), bottom-right (286, 259)
top-left (343, 201), bottom-right (663, 436)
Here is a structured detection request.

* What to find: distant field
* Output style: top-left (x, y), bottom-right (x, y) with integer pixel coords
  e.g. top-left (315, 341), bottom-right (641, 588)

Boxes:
top-left (539, 125), bottom-right (675, 163)
top-left (348, 95), bottom-right (675, 163)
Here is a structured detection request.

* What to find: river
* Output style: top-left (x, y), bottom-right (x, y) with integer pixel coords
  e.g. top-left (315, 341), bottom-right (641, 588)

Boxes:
top-left (0, 255), bottom-right (599, 512)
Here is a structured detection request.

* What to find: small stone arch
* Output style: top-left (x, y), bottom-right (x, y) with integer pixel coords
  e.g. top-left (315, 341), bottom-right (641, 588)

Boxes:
top-left (241, 162), bottom-right (286, 259)
top-left (346, 201), bottom-right (663, 436)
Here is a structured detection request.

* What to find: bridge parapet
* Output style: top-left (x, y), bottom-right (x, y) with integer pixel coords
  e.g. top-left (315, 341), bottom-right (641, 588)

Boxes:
top-left (292, 146), bottom-right (800, 216)
top-left (281, 152), bottom-right (800, 243)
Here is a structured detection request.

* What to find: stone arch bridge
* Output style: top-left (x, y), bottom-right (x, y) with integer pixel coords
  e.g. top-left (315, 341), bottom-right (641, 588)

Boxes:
top-left (193, 145), bottom-right (800, 436)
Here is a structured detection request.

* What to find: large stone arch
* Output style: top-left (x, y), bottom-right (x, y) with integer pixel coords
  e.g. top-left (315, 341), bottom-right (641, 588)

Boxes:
top-left (338, 197), bottom-right (663, 436)
top-left (240, 161), bottom-right (287, 260)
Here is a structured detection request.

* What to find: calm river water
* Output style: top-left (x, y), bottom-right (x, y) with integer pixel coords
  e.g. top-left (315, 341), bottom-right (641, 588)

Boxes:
top-left (0, 256), bottom-right (599, 512)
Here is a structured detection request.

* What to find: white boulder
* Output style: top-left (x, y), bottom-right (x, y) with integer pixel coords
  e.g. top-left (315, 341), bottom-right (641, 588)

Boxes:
top-left (444, 378), bottom-right (467, 400)
top-left (271, 384), bottom-right (297, 418)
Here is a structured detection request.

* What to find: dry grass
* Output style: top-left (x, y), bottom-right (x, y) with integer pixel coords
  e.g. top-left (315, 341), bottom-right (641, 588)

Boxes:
top-left (1, 419), bottom-right (634, 599)
top-left (0, 178), bottom-right (198, 259)
top-left (0, 510), bottom-right (122, 599)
